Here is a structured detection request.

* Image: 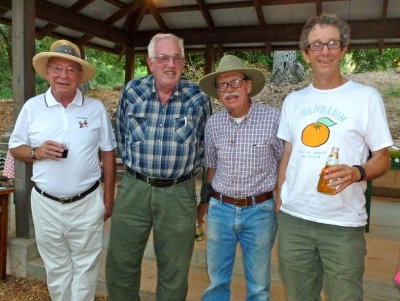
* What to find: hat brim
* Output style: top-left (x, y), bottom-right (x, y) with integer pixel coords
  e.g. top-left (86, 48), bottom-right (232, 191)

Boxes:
top-left (199, 68), bottom-right (265, 100)
top-left (32, 52), bottom-right (96, 83)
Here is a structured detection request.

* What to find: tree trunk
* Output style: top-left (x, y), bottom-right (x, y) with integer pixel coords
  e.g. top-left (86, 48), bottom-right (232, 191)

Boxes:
top-left (270, 51), bottom-right (306, 85)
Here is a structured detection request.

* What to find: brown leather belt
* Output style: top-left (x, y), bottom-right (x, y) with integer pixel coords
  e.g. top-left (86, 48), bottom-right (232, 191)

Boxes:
top-left (127, 167), bottom-right (193, 188)
top-left (211, 188), bottom-right (273, 207)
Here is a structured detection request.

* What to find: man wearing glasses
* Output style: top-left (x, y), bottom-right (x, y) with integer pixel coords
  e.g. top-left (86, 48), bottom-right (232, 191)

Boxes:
top-left (276, 13), bottom-right (393, 300)
top-left (9, 40), bottom-right (116, 301)
top-left (106, 33), bottom-right (211, 301)
top-left (197, 55), bottom-right (283, 300)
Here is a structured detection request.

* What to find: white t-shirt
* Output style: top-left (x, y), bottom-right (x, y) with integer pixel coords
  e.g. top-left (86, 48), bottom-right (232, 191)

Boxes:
top-left (9, 88), bottom-right (117, 196)
top-left (277, 80), bottom-right (393, 227)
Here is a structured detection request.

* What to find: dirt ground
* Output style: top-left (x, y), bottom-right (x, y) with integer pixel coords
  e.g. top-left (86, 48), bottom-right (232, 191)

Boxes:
top-left (1, 71), bottom-right (399, 140)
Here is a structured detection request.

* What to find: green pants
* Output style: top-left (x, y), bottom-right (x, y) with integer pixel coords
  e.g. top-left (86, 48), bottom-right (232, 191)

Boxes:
top-left (106, 171), bottom-right (197, 301)
top-left (277, 211), bottom-right (366, 301)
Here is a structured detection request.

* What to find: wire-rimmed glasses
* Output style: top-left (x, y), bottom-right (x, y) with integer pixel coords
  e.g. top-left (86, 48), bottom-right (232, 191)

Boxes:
top-left (152, 55), bottom-right (184, 65)
top-left (47, 65), bottom-right (82, 75)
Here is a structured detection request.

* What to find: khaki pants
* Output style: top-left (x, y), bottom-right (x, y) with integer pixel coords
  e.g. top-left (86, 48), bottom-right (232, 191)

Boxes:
top-left (106, 171), bottom-right (197, 301)
top-left (277, 211), bottom-right (366, 301)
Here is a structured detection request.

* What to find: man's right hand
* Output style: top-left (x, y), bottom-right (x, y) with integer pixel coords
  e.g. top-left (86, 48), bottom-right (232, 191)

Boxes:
top-left (35, 141), bottom-right (66, 161)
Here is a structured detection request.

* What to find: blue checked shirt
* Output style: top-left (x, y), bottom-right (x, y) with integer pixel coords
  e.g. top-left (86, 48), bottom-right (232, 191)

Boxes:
top-left (206, 103), bottom-right (283, 197)
top-left (116, 75), bottom-right (211, 178)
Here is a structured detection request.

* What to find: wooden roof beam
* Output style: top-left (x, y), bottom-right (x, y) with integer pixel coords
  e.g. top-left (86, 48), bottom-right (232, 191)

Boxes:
top-left (253, 0), bottom-right (266, 26)
top-left (147, 0), bottom-right (168, 32)
top-left (36, 0), bottom-right (96, 40)
top-left (77, 0), bottom-right (143, 45)
top-left (196, 0), bottom-right (225, 57)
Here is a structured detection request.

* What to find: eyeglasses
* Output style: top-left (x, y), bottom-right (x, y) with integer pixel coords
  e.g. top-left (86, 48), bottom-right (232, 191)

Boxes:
top-left (215, 77), bottom-right (249, 92)
top-left (152, 55), bottom-right (184, 65)
top-left (308, 40), bottom-right (342, 51)
top-left (48, 65), bottom-right (81, 75)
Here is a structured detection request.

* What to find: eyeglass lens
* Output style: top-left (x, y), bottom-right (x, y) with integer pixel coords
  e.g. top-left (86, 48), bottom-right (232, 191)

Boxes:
top-left (216, 78), bottom-right (247, 92)
top-left (154, 55), bottom-right (183, 64)
top-left (308, 40), bottom-right (341, 51)
top-left (48, 65), bottom-right (81, 75)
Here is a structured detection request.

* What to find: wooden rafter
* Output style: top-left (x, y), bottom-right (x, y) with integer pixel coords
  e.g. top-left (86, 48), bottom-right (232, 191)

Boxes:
top-left (147, 0), bottom-right (168, 32)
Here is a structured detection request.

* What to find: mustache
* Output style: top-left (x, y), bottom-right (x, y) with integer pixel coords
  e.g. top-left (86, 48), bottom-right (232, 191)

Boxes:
top-left (222, 90), bottom-right (240, 100)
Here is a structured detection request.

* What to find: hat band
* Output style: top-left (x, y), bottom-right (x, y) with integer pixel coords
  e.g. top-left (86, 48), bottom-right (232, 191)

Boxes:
top-left (53, 45), bottom-right (80, 58)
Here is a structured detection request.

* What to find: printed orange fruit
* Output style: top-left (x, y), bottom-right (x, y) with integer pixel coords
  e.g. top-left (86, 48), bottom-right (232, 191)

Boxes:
top-left (302, 119), bottom-right (334, 147)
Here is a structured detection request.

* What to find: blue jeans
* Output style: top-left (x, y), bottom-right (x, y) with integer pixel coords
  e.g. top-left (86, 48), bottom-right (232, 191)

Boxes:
top-left (202, 196), bottom-right (277, 301)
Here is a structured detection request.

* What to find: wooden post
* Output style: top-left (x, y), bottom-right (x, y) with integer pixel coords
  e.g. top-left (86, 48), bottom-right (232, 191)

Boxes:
top-left (204, 44), bottom-right (215, 75)
top-left (12, 0), bottom-right (36, 238)
top-left (125, 46), bottom-right (135, 83)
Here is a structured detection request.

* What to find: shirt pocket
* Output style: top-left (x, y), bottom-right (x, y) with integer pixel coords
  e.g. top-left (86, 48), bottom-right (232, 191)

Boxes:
top-left (249, 143), bottom-right (270, 172)
top-left (173, 108), bottom-right (195, 144)
top-left (127, 113), bottom-right (147, 143)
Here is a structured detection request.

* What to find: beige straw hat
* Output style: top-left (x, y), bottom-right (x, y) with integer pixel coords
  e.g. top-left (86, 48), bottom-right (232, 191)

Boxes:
top-left (32, 40), bottom-right (96, 83)
top-left (199, 55), bottom-right (265, 99)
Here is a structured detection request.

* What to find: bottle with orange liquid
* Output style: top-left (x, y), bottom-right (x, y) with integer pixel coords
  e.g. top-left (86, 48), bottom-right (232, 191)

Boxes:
top-left (317, 147), bottom-right (339, 195)
top-left (195, 223), bottom-right (205, 242)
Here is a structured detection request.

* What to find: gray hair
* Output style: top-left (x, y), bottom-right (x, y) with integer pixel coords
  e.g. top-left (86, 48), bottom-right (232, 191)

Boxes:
top-left (148, 33), bottom-right (185, 58)
top-left (299, 13), bottom-right (351, 51)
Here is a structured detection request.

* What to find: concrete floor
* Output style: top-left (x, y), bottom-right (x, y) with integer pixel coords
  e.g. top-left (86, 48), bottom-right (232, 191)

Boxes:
top-left (100, 179), bottom-right (400, 300)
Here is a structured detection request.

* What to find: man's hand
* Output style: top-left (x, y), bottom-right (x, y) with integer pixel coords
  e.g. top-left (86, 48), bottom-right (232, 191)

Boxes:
top-left (35, 141), bottom-right (65, 161)
top-left (197, 203), bottom-right (209, 227)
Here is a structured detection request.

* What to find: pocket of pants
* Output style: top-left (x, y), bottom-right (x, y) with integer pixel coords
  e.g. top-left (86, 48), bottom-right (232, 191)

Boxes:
top-left (257, 198), bottom-right (275, 213)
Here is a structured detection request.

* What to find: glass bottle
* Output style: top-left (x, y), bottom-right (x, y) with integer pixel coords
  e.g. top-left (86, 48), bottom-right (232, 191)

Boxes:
top-left (317, 147), bottom-right (339, 195)
top-left (195, 223), bottom-right (205, 242)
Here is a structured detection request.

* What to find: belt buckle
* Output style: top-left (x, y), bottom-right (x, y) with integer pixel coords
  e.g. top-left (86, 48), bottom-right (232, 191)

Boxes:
top-left (233, 197), bottom-right (248, 207)
top-left (60, 197), bottom-right (72, 204)
top-left (147, 176), bottom-right (176, 187)
top-left (146, 176), bottom-right (155, 185)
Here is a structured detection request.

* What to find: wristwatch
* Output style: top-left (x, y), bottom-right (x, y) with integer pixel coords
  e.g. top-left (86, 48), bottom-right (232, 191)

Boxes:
top-left (353, 165), bottom-right (366, 182)
top-left (30, 147), bottom-right (38, 160)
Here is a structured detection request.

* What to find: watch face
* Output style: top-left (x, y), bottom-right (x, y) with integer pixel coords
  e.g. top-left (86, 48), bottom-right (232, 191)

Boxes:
top-left (30, 148), bottom-right (36, 159)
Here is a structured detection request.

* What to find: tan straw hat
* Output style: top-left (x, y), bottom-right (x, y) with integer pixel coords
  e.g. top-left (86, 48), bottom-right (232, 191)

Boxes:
top-left (199, 55), bottom-right (265, 99)
top-left (32, 40), bottom-right (96, 83)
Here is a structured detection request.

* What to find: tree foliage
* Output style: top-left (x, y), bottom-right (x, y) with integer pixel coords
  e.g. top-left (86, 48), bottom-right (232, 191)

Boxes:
top-left (0, 24), bottom-right (399, 99)
top-left (348, 48), bottom-right (400, 73)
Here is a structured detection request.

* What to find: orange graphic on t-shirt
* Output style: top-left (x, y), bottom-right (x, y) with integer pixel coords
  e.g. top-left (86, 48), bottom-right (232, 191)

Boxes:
top-left (301, 117), bottom-right (336, 147)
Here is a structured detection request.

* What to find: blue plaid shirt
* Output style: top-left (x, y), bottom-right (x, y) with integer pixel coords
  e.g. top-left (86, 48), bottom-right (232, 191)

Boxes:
top-left (116, 75), bottom-right (211, 178)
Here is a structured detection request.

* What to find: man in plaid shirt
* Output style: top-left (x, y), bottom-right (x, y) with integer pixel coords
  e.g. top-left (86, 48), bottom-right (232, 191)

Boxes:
top-left (197, 55), bottom-right (283, 301)
top-left (106, 33), bottom-right (211, 301)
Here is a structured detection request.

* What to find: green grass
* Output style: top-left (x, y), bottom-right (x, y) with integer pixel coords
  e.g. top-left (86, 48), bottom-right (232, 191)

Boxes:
top-left (381, 85), bottom-right (400, 99)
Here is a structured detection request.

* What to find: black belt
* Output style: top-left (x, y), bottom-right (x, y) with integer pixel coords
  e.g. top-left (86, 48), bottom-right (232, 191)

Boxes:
top-left (34, 180), bottom-right (100, 204)
top-left (211, 188), bottom-right (273, 207)
top-left (127, 168), bottom-right (193, 188)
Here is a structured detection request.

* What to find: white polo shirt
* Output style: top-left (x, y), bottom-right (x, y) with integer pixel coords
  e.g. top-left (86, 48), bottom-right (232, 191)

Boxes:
top-left (9, 88), bottom-right (117, 196)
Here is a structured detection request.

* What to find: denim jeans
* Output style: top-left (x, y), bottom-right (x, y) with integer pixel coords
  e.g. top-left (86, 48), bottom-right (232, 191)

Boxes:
top-left (202, 196), bottom-right (277, 301)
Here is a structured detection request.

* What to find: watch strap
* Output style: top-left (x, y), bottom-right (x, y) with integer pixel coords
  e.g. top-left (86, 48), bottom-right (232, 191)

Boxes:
top-left (353, 165), bottom-right (366, 182)
top-left (30, 147), bottom-right (38, 160)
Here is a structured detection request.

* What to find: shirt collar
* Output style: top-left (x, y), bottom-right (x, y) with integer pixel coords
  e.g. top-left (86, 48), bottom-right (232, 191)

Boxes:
top-left (44, 88), bottom-right (83, 107)
top-left (150, 76), bottom-right (181, 101)
top-left (227, 101), bottom-right (254, 125)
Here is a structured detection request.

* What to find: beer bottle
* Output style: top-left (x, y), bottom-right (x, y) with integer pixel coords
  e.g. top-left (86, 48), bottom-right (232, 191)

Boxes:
top-left (195, 223), bottom-right (205, 242)
top-left (317, 147), bottom-right (339, 195)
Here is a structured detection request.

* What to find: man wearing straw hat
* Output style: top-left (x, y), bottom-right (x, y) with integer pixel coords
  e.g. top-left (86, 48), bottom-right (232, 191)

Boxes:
top-left (9, 40), bottom-right (116, 301)
top-left (197, 55), bottom-right (283, 300)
